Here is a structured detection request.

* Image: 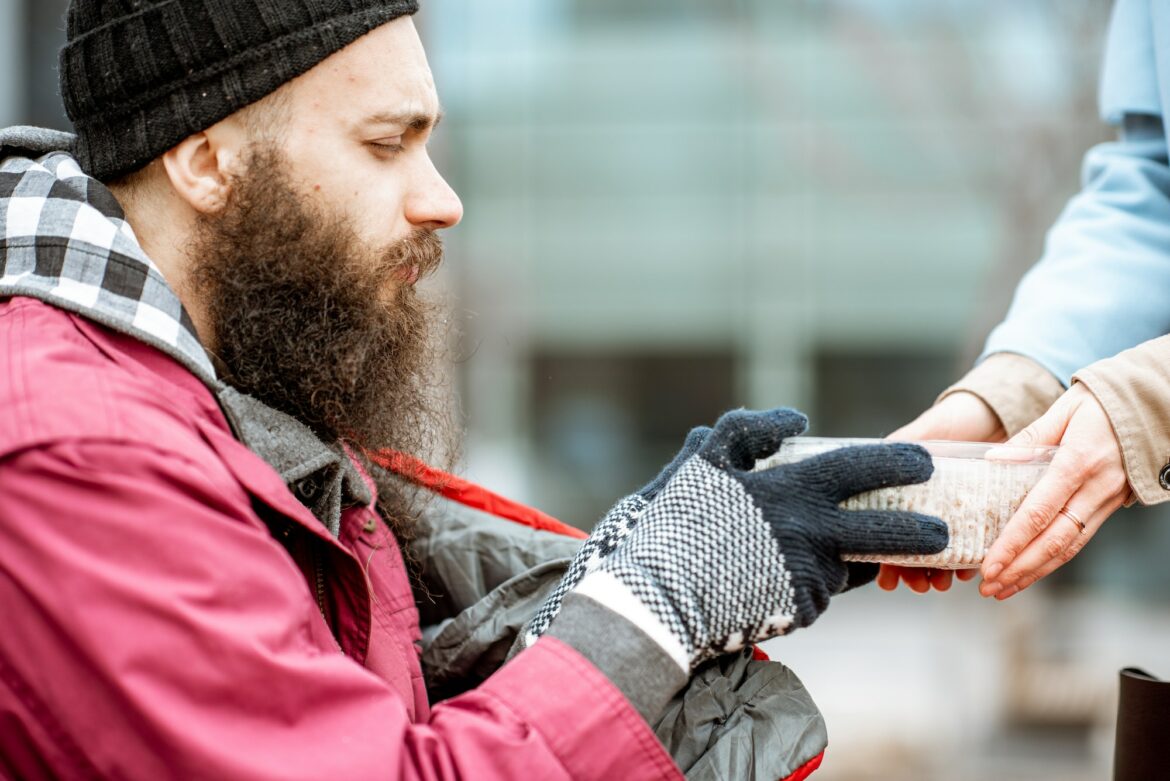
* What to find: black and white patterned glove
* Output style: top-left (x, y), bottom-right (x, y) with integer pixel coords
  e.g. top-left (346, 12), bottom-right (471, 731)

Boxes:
top-left (522, 426), bottom-right (712, 647)
top-left (568, 408), bottom-right (948, 672)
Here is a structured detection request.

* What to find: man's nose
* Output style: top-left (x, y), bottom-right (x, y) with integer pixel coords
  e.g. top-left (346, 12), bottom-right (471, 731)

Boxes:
top-left (405, 155), bottom-right (463, 230)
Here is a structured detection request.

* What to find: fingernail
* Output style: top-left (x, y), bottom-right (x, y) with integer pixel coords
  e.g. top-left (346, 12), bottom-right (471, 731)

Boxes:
top-left (984, 563), bottom-right (1003, 581)
top-left (996, 585), bottom-right (1019, 601)
top-left (981, 582), bottom-right (1003, 598)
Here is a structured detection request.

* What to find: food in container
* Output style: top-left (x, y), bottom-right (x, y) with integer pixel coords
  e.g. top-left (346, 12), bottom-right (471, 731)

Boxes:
top-left (755, 437), bottom-right (1057, 568)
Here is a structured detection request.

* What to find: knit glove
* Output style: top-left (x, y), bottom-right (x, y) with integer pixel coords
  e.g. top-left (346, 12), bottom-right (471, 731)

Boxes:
top-left (522, 426), bottom-right (712, 647)
top-left (567, 408), bottom-right (948, 672)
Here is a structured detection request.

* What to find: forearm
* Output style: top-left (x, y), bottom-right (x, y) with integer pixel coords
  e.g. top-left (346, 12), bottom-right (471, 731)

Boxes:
top-left (981, 118), bottom-right (1170, 384)
top-left (547, 593), bottom-right (688, 723)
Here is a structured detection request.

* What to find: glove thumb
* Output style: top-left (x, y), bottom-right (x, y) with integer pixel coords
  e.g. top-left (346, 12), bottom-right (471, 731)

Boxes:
top-left (700, 408), bottom-right (809, 471)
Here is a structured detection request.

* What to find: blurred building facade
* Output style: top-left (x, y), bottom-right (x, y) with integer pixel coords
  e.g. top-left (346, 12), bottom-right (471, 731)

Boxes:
top-left (424, 0), bottom-right (1110, 525)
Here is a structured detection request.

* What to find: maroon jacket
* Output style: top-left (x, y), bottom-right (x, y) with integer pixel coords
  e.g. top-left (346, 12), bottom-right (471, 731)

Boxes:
top-left (0, 295), bottom-right (681, 780)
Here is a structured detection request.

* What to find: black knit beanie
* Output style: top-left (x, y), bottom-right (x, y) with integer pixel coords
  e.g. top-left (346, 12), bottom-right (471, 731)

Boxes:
top-left (60, 0), bottom-right (419, 182)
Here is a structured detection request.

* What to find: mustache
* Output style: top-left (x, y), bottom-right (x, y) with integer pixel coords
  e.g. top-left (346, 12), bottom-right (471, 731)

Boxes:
top-left (379, 230), bottom-right (444, 282)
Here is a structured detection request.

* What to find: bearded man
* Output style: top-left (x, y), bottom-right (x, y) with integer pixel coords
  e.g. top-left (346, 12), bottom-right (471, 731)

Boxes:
top-left (0, 2), bottom-right (949, 779)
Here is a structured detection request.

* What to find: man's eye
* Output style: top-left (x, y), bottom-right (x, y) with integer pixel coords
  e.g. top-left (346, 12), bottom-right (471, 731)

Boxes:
top-left (369, 138), bottom-right (405, 156)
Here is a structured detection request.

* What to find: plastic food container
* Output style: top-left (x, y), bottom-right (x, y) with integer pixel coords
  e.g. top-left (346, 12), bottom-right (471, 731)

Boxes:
top-left (755, 437), bottom-right (1057, 568)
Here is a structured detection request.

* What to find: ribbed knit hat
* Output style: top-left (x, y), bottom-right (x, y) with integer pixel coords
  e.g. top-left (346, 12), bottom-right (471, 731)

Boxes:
top-left (60, 0), bottom-right (419, 182)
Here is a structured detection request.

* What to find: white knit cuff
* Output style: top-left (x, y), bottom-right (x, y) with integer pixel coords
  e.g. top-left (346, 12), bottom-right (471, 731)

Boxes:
top-left (574, 571), bottom-right (689, 673)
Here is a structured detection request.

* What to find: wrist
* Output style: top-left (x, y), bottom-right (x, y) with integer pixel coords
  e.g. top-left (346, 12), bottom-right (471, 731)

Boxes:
top-left (546, 590), bottom-right (689, 722)
top-left (943, 353), bottom-right (1064, 438)
top-left (573, 570), bottom-right (691, 672)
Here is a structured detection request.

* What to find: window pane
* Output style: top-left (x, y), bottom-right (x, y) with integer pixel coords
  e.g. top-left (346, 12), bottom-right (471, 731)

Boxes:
top-left (530, 349), bottom-right (736, 527)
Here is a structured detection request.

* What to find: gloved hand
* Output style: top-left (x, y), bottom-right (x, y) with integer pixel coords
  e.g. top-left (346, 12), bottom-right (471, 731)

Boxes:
top-left (567, 408), bottom-right (948, 671)
top-left (523, 426), bottom-right (712, 646)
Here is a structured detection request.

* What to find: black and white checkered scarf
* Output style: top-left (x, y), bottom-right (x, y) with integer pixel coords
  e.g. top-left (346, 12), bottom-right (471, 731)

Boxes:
top-left (0, 126), bottom-right (217, 386)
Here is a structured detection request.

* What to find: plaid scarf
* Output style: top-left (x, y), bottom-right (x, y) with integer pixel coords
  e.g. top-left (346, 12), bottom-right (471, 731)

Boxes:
top-left (0, 126), bottom-right (217, 387)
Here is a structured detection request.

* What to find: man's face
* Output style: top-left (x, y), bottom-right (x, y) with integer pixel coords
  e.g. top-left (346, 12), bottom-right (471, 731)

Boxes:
top-left (186, 17), bottom-right (462, 467)
top-left (268, 17), bottom-right (462, 269)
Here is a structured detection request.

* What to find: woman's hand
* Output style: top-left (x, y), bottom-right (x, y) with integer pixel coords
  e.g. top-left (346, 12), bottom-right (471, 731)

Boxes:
top-left (875, 564), bottom-right (978, 593)
top-left (979, 383), bottom-right (1132, 599)
top-left (887, 390), bottom-right (1007, 444)
top-left (876, 391), bottom-right (1005, 592)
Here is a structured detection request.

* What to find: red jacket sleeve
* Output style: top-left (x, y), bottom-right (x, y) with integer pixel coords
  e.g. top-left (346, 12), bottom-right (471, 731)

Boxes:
top-left (0, 440), bottom-right (679, 781)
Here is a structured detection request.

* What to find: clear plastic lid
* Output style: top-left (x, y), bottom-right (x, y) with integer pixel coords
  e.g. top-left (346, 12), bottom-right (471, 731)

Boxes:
top-left (772, 437), bottom-right (1057, 465)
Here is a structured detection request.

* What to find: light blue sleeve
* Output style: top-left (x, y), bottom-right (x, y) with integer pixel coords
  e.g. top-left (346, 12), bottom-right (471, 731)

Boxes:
top-left (980, 0), bottom-right (1170, 386)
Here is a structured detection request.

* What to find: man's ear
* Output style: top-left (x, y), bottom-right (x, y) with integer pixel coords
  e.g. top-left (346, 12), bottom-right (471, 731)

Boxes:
top-left (160, 126), bottom-right (246, 214)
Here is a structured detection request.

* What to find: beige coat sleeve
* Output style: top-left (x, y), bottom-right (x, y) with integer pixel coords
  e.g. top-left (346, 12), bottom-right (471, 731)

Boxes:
top-left (1074, 335), bottom-right (1170, 506)
top-left (938, 352), bottom-right (1066, 437)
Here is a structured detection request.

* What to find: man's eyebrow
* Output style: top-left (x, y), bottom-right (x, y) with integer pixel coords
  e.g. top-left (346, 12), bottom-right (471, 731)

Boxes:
top-left (360, 108), bottom-right (444, 132)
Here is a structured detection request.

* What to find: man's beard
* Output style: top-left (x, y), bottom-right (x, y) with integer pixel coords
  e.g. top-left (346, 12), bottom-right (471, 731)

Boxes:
top-left (187, 146), bottom-right (460, 539)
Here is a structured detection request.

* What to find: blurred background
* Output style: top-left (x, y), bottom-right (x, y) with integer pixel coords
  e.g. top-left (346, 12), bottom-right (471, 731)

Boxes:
top-left (7, 0), bottom-right (1170, 778)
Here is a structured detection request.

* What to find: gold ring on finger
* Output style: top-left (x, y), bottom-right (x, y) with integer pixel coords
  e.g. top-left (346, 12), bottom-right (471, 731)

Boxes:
top-left (1058, 506), bottom-right (1087, 534)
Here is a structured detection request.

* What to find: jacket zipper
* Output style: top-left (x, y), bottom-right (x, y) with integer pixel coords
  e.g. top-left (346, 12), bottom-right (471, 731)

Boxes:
top-left (284, 523), bottom-right (341, 651)
top-left (315, 559), bottom-right (327, 619)
top-left (306, 541), bottom-right (343, 652)
top-left (311, 543), bottom-right (328, 620)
